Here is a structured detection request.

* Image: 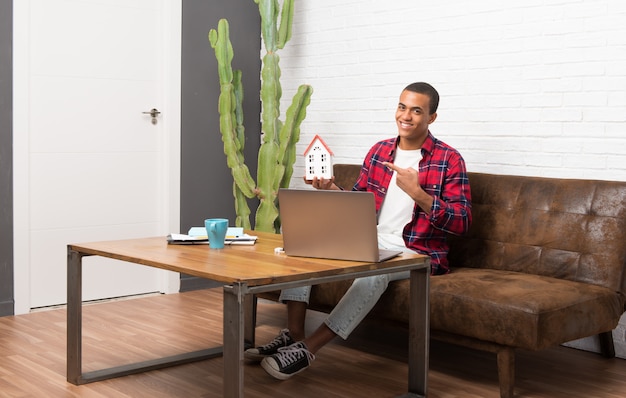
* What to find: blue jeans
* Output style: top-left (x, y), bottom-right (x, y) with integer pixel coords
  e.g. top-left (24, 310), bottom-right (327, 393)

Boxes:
top-left (278, 245), bottom-right (414, 340)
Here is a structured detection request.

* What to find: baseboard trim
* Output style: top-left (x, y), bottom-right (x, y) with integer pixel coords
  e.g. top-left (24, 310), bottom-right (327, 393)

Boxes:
top-left (179, 275), bottom-right (221, 292)
top-left (0, 299), bottom-right (15, 317)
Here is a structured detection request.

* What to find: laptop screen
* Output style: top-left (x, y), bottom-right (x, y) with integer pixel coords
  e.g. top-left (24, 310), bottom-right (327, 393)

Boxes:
top-left (278, 189), bottom-right (400, 262)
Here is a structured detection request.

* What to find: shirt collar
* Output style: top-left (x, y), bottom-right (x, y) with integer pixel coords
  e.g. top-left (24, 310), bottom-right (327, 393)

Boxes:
top-left (420, 132), bottom-right (436, 157)
top-left (391, 131), bottom-right (436, 157)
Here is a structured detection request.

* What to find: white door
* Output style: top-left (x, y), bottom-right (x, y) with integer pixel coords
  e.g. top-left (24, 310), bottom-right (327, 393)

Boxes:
top-left (13, 0), bottom-right (182, 312)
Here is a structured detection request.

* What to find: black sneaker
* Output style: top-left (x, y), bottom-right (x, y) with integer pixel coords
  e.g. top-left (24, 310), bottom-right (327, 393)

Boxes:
top-left (260, 342), bottom-right (315, 380)
top-left (244, 329), bottom-right (295, 361)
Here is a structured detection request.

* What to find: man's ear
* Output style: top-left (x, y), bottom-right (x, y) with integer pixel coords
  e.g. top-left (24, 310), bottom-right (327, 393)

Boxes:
top-left (428, 112), bottom-right (438, 124)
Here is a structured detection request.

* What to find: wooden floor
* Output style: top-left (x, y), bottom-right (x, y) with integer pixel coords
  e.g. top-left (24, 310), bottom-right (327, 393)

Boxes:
top-left (1, 289), bottom-right (625, 398)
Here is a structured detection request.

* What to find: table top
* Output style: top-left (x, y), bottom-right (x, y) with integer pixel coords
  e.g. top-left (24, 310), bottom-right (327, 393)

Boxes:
top-left (68, 231), bottom-right (429, 287)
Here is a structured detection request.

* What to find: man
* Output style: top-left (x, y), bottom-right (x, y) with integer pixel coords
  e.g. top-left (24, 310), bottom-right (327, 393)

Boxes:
top-left (246, 82), bottom-right (472, 380)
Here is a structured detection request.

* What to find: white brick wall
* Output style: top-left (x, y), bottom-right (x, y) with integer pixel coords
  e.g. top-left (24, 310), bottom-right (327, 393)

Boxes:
top-left (275, 0), bottom-right (626, 358)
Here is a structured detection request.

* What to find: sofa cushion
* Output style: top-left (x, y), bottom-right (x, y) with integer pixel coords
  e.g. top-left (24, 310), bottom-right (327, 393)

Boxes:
top-left (372, 268), bottom-right (624, 350)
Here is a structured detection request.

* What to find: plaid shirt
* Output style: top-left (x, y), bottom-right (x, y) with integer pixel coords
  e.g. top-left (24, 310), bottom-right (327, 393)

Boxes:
top-left (352, 133), bottom-right (472, 275)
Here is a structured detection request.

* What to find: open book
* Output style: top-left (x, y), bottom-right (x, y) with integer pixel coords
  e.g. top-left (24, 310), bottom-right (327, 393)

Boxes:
top-left (167, 227), bottom-right (258, 245)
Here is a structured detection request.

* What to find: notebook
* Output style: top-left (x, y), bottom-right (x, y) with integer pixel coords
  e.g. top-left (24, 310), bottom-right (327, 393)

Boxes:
top-left (278, 189), bottom-right (402, 262)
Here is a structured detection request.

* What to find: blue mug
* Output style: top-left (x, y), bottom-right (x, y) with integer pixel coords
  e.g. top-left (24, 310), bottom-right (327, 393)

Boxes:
top-left (205, 218), bottom-right (229, 249)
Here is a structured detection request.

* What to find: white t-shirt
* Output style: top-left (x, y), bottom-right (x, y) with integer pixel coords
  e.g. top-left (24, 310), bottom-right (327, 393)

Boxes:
top-left (377, 148), bottom-right (422, 249)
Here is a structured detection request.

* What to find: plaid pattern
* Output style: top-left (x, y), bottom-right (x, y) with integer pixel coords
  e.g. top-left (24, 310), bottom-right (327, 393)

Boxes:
top-left (353, 133), bottom-right (472, 275)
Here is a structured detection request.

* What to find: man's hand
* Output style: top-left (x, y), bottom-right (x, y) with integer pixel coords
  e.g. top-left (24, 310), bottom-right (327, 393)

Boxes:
top-left (303, 176), bottom-right (340, 190)
top-left (382, 162), bottom-right (433, 214)
top-left (382, 162), bottom-right (419, 195)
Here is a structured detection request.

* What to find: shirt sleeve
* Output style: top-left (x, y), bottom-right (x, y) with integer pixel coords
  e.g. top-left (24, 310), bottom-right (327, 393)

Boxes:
top-left (428, 154), bottom-right (472, 236)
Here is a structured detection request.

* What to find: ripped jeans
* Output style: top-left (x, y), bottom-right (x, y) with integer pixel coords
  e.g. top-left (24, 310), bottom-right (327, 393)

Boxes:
top-left (278, 244), bottom-right (415, 340)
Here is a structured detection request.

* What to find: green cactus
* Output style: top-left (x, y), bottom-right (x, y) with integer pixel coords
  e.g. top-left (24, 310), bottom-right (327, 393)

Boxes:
top-left (209, 0), bottom-right (313, 233)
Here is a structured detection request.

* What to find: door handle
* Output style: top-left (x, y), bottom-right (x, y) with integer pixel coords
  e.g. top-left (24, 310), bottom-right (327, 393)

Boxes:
top-left (142, 108), bottom-right (161, 125)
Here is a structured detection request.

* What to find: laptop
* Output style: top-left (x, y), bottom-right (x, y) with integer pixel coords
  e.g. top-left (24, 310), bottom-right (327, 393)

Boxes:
top-left (278, 189), bottom-right (402, 262)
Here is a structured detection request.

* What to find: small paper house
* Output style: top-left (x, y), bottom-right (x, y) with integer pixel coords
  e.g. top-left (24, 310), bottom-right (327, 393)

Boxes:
top-left (303, 135), bottom-right (334, 181)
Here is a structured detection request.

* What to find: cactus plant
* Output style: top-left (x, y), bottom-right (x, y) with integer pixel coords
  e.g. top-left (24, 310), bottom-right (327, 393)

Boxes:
top-left (209, 0), bottom-right (313, 233)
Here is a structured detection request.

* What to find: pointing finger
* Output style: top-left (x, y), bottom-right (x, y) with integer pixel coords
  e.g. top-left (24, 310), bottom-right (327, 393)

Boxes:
top-left (382, 162), bottom-right (399, 172)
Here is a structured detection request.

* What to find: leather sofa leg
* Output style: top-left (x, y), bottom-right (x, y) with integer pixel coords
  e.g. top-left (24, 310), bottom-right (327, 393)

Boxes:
top-left (599, 331), bottom-right (616, 358)
top-left (497, 347), bottom-right (515, 398)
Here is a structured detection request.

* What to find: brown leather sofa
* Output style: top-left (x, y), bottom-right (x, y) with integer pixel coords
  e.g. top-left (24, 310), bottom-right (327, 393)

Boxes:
top-left (259, 164), bottom-right (626, 398)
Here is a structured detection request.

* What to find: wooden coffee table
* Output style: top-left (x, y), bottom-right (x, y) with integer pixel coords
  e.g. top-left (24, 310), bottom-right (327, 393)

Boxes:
top-left (67, 231), bottom-right (430, 397)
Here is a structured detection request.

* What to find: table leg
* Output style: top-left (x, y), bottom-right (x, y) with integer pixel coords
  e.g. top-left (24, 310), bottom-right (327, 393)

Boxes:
top-left (405, 265), bottom-right (430, 398)
top-left (243, 294), bottom-right (257, 349)
top-left (223, 283), bottom-right (246, 397)
top-left (66, 248), bottom-right (224, 385)
top-left (67, 248), bottom-right (83, 384)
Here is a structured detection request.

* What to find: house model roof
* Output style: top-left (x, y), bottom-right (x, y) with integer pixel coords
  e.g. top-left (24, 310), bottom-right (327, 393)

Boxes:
top-left (303, 134), bottom-right (334, 156)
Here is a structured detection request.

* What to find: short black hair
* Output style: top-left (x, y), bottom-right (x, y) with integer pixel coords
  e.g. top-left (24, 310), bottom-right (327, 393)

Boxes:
top-left (403, 82), bottom-right (439, 114)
